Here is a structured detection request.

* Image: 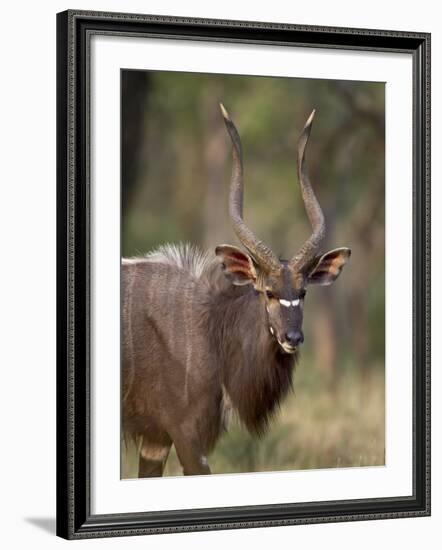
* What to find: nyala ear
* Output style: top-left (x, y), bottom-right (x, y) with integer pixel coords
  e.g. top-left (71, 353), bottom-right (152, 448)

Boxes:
top-left (307, 247), bottom-right (351, 286)
top-left (215, 244), bottom-right (257, 286)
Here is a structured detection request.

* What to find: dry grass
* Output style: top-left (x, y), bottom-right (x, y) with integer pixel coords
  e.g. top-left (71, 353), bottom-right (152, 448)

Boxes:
top-left (122, 367), bottom-right (385, 478)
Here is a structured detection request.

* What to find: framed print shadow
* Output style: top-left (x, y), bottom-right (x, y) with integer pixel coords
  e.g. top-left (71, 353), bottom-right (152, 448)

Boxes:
top-left (56, 10), bottom-right (431, 540)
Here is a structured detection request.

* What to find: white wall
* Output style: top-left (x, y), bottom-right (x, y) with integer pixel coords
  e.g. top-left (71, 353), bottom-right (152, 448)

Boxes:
top-left (0, 1), bottom-right (439, 548)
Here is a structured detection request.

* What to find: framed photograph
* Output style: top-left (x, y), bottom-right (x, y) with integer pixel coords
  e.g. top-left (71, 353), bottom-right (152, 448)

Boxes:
top-left (56, 10), bottom-right (430, 539)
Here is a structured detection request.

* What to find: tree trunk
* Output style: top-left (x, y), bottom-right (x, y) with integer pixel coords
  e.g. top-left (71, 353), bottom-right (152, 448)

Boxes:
top-left (200, 85), bottom-right (228, 249)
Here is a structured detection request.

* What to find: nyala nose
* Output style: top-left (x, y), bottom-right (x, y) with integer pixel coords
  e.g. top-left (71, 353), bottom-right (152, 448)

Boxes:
top-left (285, 330), bottom-right (304, 347)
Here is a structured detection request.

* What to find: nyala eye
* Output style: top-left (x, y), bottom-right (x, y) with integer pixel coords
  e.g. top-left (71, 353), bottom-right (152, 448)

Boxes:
top-left (299, 289), bottom-right (307, 299)
top-left (266, 290), bottom-right (275, 299)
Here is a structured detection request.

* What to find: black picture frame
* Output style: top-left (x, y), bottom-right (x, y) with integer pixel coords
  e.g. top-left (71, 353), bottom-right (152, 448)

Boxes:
top-left (56, 9), bottom-right (431, 540)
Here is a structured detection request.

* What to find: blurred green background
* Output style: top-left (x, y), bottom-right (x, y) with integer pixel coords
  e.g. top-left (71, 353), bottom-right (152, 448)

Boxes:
top-left (121, 70), bottom-right (385, 477)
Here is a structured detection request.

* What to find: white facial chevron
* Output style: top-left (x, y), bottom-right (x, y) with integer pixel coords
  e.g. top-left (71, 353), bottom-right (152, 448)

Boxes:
top-left (279, 298), bottom-right (300, 307)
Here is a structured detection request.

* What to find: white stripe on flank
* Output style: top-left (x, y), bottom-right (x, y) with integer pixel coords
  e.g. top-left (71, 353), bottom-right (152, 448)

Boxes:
top-left (122, 257), bottom-right (148, 265)
top-left (122, 268), bottom-right (136, 402)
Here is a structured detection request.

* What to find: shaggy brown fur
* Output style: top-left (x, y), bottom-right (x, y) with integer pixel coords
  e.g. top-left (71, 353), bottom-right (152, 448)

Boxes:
top-left (122, 245), bottom-right (297, 477)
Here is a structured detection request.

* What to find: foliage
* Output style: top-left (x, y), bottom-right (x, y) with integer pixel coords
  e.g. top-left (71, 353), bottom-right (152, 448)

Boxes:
top-left (122, 369), bottom-right (384, 477)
